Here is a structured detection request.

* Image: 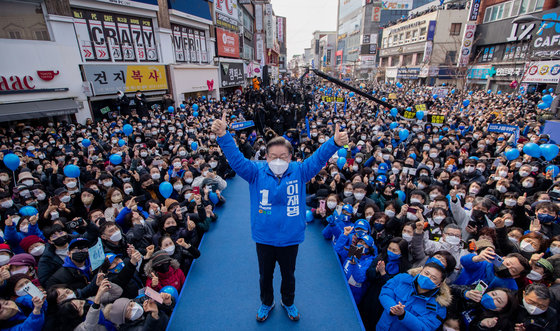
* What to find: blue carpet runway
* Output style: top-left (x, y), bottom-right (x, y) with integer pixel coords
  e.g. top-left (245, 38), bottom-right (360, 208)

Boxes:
top-left (167, 176), bottom-right (364, 331)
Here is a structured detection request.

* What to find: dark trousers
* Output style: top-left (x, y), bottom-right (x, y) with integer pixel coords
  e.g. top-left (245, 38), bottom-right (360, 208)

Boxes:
top-left (256, 243), bottom-right (299, 306)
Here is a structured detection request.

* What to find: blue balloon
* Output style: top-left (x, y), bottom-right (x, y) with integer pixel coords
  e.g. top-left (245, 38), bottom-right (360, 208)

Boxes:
top-left (409, 152), bottom-right (417, 160)
top-left (338, 148), bottom-right (347, 157)
top-left (538, 102), bottom-right (549, 109)
top-left (167, 106), bottom-right (174, 113)
top-left (3, 154), bottom-right (20, 171)
top-left (540, 144), bottom-right (559, 161)
top-left (202, 95), bottom-right (207, 100)
top-left (180, 104), bottom-right (186, 109)
top-left (306, 210), bottom-right (314, 223)
top-left (468, 91), bottom-right (473, 95)
top-left (543, 89), bottom-right (548, 94)
top-left (549, 88), bottom-right (554, 93)
top-left (390, 122), bottom-right (398, 129)
top-left (191, 141), bottom-right (198, 151)
top-left (81, 138), bottom-right (91, 147)
top-left (487, 89), bottom-right (492, 94)
top-left (118, 139), bottom-right (126, 147)
top-left (160, 286), bottom-right (179, 302)
top-left (209, 192), bottom-right (219, 205)
top-left (123, 124), bottom-right (133, 136)
top-left (222, 97), bottom-right (226, 101)
top-left (382, 97), bottom-right (387, 102)
top-left (546, 165), bottom-right (559, 178)
top-left (395, 190), bottom-right (406, 202)
top-left (523, 143), bottom-right (541, 158)
top-left (497, 90), bottom-right (502, 95)
top-left (319, 88), bottom-right (324, 92)
top-left (399, 129), bottom-right (410, 141)
top-left (349, 92), bottom-right (355, 97)
top-left (406, 106), bottom-right (412, 111)
top-left (193, 111), bottom-right (199, 117)
top-left (463, 99), bottom-right (470, 107)
top-left (469, 156), bottom-right (479, 160)
top-left (192, 104), bottom-right (199, 111)
top-left (337, 157), bottom-right (346, 170)
top-left (372, 90), bottom-right (376, 94)
top-left (416, 111), bottom-right (424, 120)
top-left (412, 89), bottom-right (415, 93)
top-left (433, 94), bottom-right (438, 99)
top-left (442, 83), bottom-right (446, 86)
top-left (451, 89), bottom-right (456, 94)
top-left (504, 148), bottom-right (520, 161)
top-left (109, 154), bottom-right (122, 165)
top-left (19, 206), bottom-right (38, 217)
top-left (159, 181), bottom-right (173, 199)
top-left (63, 164), bottom-right (80, 178)
top-left (396, 82), bottom-right (403, 88)
top-left (542, 94), bottom-right (553, 104)
top-left (390, 108), bottom-right (398, 117)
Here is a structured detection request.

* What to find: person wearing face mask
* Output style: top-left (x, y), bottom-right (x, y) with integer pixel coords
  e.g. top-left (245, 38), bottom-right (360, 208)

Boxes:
top-left (341, 234), bottom-right (376, 303)
top-left (38, 225), bottom-right (71, 287)
top-left (513, 284), bottom-right (558, 331)
top-left (4, 214), bottom-right (46, 254)
top-left (462, 159), bottom-right (486, 184)
top-left (343, 182), bottom-right (376, 218)
top-left (71, 188), bottom-right (104, 220)
top-left (375, 262), bottom-right (451, 331)
top-left (45, 238), bottom-right (93, 290)
top-left (0, 291), bottom-right (47, 330)
top-left (212, 113), bottom-right (349, 322)
top-left (359, 238), bottom-right (411, 330)
top-left (158, 235), bottom-right (200, 274)
top-left (19, 235), bottom-right (46, 261)
top-left (102, 248), bottom-right (145, 299)
top-left (146, 250), bottom-right (185, 292)
top-left (104, 188), bottom-right (125, 223)
top-left (107, 297), bottom-right (170, 330)
top-left (99, 222), bottom-right (129, 256)
top-left (323, 204), bottom-right (354, 242)
top-left (133, 90), bottom-right (149, 117)
top-left (449, 194), bottom-right (495, 240)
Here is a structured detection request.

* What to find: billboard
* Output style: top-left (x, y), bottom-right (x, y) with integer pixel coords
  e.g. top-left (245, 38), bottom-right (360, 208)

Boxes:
top-left (457, 23), bottom-right (476, 67)
top-left (264, 4), bottom-right (274, 49)
top-left (220, 62), bottom-right (245, 87)
top-left (216, 27), bottom-right (240, 58)
top-left (214, 0), bottom-right (239, 32)
top-left (72, 8), bottom-right (158, 62)
top-left (83, 64), bottom-right (167, 95)
top-left (172, 25), bottom-right (208, 63)
top-left (277, 16), bottom-right (285, 44)
top-left (382, 0), bottom-right (413, 10)
top-left (523, 60), bottom-right (560, 83)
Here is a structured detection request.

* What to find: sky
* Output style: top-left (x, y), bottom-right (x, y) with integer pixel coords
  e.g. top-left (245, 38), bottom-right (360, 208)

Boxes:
top-left (271, 0), bottom-right (338, 59)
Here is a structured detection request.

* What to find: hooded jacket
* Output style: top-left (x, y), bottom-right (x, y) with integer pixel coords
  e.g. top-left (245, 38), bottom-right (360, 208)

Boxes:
top-left (376, 267), bottom-right (452, 331)
top-left (144, 258), bottom-right (185, 292)
top-left (217, 132), bottom-right (339, 247)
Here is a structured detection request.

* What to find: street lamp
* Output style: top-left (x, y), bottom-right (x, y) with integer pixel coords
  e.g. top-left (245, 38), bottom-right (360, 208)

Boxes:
top-left (512, 15), bottom-right (560, 24)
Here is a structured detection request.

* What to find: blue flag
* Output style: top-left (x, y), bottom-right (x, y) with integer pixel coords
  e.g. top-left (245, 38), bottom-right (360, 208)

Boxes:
top-left (343, 98), bottom-right (347, 115)
top-left (305, 118), bottom-right (311, 137)
top-left (334, 100), bottom-right (337, 113)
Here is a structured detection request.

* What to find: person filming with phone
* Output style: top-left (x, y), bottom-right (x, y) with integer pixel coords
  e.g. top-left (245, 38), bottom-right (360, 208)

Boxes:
top-left (212, 111), bottom-right (349, 322)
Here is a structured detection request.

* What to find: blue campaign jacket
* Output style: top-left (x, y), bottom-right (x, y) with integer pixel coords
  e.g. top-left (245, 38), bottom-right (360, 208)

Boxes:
top-left (453, 253), bottom-right (518, 290)
top-left (217, 132), bottom-right (339, 247)
top-left (343, 254), bottom-right (374, 303)
top-left (376, 268), bottom-right (451, 331)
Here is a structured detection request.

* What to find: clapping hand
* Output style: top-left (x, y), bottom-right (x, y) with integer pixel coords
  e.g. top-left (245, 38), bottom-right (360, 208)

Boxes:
top-left (390, 301), bottom-right (406, 316)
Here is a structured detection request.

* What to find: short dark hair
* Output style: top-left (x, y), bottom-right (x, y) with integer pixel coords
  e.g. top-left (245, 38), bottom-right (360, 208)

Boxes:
top-left (266, 136), bottom-right (293, 155)
top-left (507, 252), bottom-right (531, 277)
top-left (525, 283), bottom-right (551, 300)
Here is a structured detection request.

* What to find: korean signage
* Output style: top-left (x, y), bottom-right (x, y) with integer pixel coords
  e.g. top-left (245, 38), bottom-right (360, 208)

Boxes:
top-left (487, 123), bottom-right (519, 143)
top-left (214, 0), bottom-right (239, 32)
top-left (523, 61), bottom-right (560, 83)
top-left (171, 25), bottom-right (208, 64)
top-left (0, 70), bottom-right (68, 95)
top-left (397, 67), bottom-right (420, 79)
top-left (423, 41), bottom-right (433, 63)
top-left (277, 16), bottom-right (285, 44)
top-left (427, 21), bottom-right (436, 41)
top-left (495, 67), bottom-right (523, 77)
top-left (255, 4), bottom-right (263, 32)
top-left (72, 8), bottom-right (158, 62)
top-left (83, 64), bottom-right (167, 95)
top-left (469, 0), bottom-right (481, 21)
top-left (372, 2), bottom-right (382, 22)
top-left (255, 33), bottom-right (265, 61)
top-left (467, 65), bottom-right (491, 79)
top-left (457, 23), bottom-right (476, 67)
top-left (382, 0), bottom-right (413, 10)
top-left (506, 10), bottom-right (560, 59)
top-left (216, 28), bottom-right (240, 58)
top-left (264, 4), bottom-right (274, 49)
top-left (220, 62), bottom-right (245, 87)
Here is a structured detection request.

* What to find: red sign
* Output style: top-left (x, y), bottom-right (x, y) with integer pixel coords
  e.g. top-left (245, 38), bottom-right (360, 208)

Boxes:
top-left (216, 27), bottom-right (239, 58)
top-left (36, 70), bottom-right (60, 81)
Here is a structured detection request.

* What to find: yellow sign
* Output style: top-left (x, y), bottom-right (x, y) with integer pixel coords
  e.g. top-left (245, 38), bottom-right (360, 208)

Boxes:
top-left (403, 110), bottom-right (416, 119)
top-left (388, 93), bottom-right (397, 99)
top-left (415, 104), bottom-right (427, 111)
top-left (321, 96), bottom-right (345, 103)
top-left (125, 65), bottom-right (167, 92)
top-left (429, 115), bottom-right (446, 124)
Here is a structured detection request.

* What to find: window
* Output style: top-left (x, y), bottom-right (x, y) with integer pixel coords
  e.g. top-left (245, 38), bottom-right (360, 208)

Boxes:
top-left (412, 29), bottom-right (418, 41)
top-left (519, 0), bottom-right (543, 13)
top-left (405, 31), bottom-right (411, 42)
top-left (483, 1), bottom-right (516, 23)
top-left (420, 27), bottom-right (427, 36)
top-left (450, 23), bottom-right (461, 36)
top-left (481, 46), bottom-right (496, 62)
top-left (445, 51), bottom-right (457, 64)
top-left (0, 0), bottom-right (50, 41)
top-left (484, 7), bottom-right (493, 22)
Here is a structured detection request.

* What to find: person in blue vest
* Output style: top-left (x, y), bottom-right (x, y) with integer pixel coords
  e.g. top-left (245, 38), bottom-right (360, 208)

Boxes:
top-left (212, 112), bottom-right (349, 322)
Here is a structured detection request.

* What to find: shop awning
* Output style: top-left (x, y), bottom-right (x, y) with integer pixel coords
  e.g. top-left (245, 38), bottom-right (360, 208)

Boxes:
top-left (0, 99), bottom-right (78, 121)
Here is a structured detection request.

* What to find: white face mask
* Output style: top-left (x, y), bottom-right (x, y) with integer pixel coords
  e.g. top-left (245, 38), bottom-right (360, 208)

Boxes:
top-left (450, 180), bottom-right (460, 186)
top-left (103, 181), bottom-right (113, 188)
top-left (498, 171), bottom-right (508, 178)
top-left (523, 298), bottom-right (546, 315)
top-left (469, 187), bottom-right (480, 195)
top-left (464, 202), bottom-right (473, 210)
top-left (60, 195), bottom-right (71, 203)
top-left (526, 270), bottom-right (543, 281)
top-left (66, 181), bottom-right (77, 189)
top-left (268, 159), bottom-right (289, 176)
top-left (30, 245), bottom-right (45, 257)
top-left (174, 184), bottom-right (183, 191)
top-left (417, 183), bottom-right (426, 190)
top-left (410, 198), bottom-right (421, 204)
top-left (402, 233), bottom-right (413, 242)
top-left (209, 162), bottom-right (218, 168)
top-left (327, 201), bottom-right (337, 209)
top-left (520, 240), bottom-right (536, 253)
top-left (407, 212), bottom-right (418, 221)
top-left (550, 246), bottom-right (560, 255)
top-left (151, 173), bottom-right (161, 180)
top-left (504, 218), bottom-right (514, 227)
top-left (109, 230), bottom-right (122, 242)
top-left (124, 187), bottom-right (134, 195)
top-left (11, 266), bottom-right (28, 276)
top-left (36, 193), bottom-right (46, 201)
top-left (163, 245), bottom-right (176, 255)
top-left (496, 185), bottom-right (507, 193)
top-left (0, 255), bottom-right (10, 266)
top-left (354, 193), bottom-right (365, 201)
top-left (185, 177), bottom-right (193, 184)
top-left (173, 162), bottom-right (181, 168)
top-left (444, 235), bottom-right (461, 245)
top-left (20, 225), bottom-right (29, 233)
top-left (433, 215), bottom-right (445, 224)
top-left (344, 191), bottom-right (353, 197)
top-left (129, 302), bottom-right (144, 321)
top-left (385, 210), bottom-right (395, 218)
top-left (1, 200), bottom-right (13, 209)
top-left (504, 199), bottom-right (516, 207)
top-left (519, 170), bottom-right (530, 177)
top-left (15, 287), bottom-right (28, 297)
top-left (508, 236), bottom-right (519, 244)
top-left (66, 292), bottom-right (76, 300)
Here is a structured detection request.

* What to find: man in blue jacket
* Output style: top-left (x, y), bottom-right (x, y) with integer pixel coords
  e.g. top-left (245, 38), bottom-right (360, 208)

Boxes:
top-left (212, 113), bottom-right (348, 322)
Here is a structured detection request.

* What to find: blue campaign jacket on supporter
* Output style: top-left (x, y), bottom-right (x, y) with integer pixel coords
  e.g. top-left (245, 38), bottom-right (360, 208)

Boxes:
top-left (4, 224), bottom-right (46, 254)
top-left (343, 254), bottom-right (374, 303)
top-left (334, 233), bottom-right (378, 262)
top-left (322, 211), bottom-right (352, 242)
top-left (217, 132), bottom-right (339, 247)
top-left (376, 268), bottom-right (451, 331)
top-left (453, 253), bottom-right (518, 290)
top-left (4, 294), bottom-right (47, 331)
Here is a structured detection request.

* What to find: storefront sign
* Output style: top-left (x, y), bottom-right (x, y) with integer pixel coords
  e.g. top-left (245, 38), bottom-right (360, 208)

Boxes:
top-left (216, 28), bottom-right (240, 58)
top-left (506, 9), bottom-right (560, 58)
top-left (0, 70), bottom-right (68, 94)
top-left (83, 64), bottom-right (167, 95)
top-left (458, 23), bottom-right (476, 67)
top-left (495, 67), bottom-right (523, 77)
top-left (277, 16), bottom-right (285, 43)
top-left (379, 42), bottom-right (425, 56)
top-left (172, 25), bottom-right (208, 64)
top-left (372, 2), bottom-right (382, 22)
top-left (264, 4), bottom-right (274, 49)
top-left (422, 41), bottom-right (433, 63)
top-left (397, 67), bottom-right (420, 79)
top-left (522, 60), bottom-right (560, 83)
top-left (469, 0), bottom-right (481, 21)
top-left (255, 4), bottom-right (263, 32)
top-left (427, 20), bottom-right (436, 41)
top-left (467, 66), bottom-right (491, 79)
top-left (382, 0), bottom-right (413, 10)
top-left (72, 8), bottom-right (158, 62)
top-left (214, 0), bottom-right (239, 32)
top-left (220, 62), bottom-right (245, 87)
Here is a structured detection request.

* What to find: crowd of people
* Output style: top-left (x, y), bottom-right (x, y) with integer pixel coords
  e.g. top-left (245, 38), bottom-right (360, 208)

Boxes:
top-left (0, 75), bottom-right (558, 331)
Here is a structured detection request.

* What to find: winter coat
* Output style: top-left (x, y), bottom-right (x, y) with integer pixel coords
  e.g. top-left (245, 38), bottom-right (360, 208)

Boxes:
top-left (37, 243), bottom-right (64, 287)
top-left (342, 253), bottom-right (374, 303)
top-left (216, 132), bottom-right (339, 247)
top-left (2, 295), bottom-right (46, 331)
top-left (45, 256), bottom-right (92, 291)
top-left (335, 233), bottom-right (378, 263)
top-left (145, 259), bottom-right (185, 292)
top-left (376, 267), bottom-right (452, 331)
top-left (105, 258), bottom-right (143, 299)
top-left (449, 198), bottom-right (495, 240)
top-left (453, 253), bottom-right (518, 290)
top-left (4, 224), bottom-right (45, 254)
top-left (73, 283), bottom-right (123, 331)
